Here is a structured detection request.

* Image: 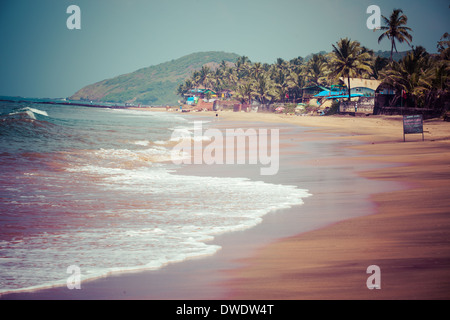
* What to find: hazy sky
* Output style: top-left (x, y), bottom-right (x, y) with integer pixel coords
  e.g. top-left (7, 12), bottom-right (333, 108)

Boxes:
top-left (0, 0), bottom-right (448, 98)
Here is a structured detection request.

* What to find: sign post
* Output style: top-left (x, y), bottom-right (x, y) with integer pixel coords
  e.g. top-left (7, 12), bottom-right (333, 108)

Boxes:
top-left (403, 115), bottom-right (424, 142)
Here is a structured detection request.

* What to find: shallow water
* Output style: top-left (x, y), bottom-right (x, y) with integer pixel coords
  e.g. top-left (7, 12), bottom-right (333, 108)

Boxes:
top-left (0, 101), bottom-right (310, 293)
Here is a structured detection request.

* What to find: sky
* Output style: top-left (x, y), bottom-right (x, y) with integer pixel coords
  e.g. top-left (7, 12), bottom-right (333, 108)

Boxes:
top-left (0, 0), bottom-right (448, 98)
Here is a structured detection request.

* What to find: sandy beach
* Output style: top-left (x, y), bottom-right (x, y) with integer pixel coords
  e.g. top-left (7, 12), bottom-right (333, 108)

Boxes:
top-left (2, 110), bottom-right (449, 300)
top-left (211, 111), bottom-right (450, 300)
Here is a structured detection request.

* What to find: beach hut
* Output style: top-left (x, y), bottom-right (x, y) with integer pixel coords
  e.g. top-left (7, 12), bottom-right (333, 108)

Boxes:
top-left (300, 85), bottom-right (329, 103)
top-left (186, 96), bottom-right (199, 105)
top-left (203, 89), bottom-right (217, 98)
top-left (314, 84), bottom-right (347, 99)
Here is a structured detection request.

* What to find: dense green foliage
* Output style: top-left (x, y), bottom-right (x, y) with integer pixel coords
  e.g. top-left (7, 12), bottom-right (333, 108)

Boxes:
top-left (177, 10), bottom-right (448, 115)
top-left (178, 46), bottom-right (403, 105)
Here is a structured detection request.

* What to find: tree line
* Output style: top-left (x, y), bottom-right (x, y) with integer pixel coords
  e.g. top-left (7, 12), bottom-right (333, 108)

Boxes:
top-left (177, 9), bottom-right (449, 114)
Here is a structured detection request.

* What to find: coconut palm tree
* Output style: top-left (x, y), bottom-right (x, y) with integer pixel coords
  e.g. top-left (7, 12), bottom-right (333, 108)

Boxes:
top-left (190, 70), bottom-right (201, 88)
top-left (304, 54), bottom-right (329, 86)
top-left (177, 78), bottom-right (195, 98)
top-left (380, 46), bottom-right (433, 107)
top-left (223, 66), bottom-right (238, 89)
top-left (428, 61), bottom-right (449, 109)
top-left (235, 81), bottom-right (255, 105)
top-left (329, 38), bottom-right (373, 101)
top-left (378, 9), bottom-right (413, 61)
top-left (250, 62), bottom-right (264, 80)
top-left (212, 68), bottom-right (225, 92)
top-left (254, 74), bottom-right (276, 105)
top-left (290, 56), bottom-right (304, 67)
top-left (198, 66), bottom-right (212, 89)
top-left (235, 56), bottom-right (251, 81)
top-left (204, 71), bottom-right (215, 91)
top-left (286, 68), bottom-right (306, 102)
top-left (219, 60), bottom-right (229, 72)
top-left (275, 58), bottom-right (287, 72)
top-left (274, 85), bottom-right (288, 103)
top-left (176, 83), bottom-right (185, 98)
top-left (370, 56), bottom-right (389, 80)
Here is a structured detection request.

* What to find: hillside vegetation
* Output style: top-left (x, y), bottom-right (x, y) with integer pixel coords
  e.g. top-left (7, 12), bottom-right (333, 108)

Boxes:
top-left (70, 51), bottom-right (240, 105)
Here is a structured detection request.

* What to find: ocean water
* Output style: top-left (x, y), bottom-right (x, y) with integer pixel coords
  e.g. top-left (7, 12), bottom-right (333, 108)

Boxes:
top-left (0, 101), bottom-right (310, 294)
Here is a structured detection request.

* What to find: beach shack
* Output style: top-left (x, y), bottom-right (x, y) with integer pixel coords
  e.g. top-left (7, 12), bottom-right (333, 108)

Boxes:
top-left (314, 84), bottom-right (347, 99)
top-left (335, 78), bottom-right (381, 115)
top-left (203, 89), bottom-right (218, 99)
top-left (186, 96), bottom-right (199, 105)
top-left (300, 85), bottom-right (328, 104)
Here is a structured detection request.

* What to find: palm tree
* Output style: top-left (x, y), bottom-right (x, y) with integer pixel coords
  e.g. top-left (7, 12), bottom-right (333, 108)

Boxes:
top-left (197, 66), bottom-right (211, 89)
top-left (275, 58), bottom-right (287, 71)
top-left (219, 60), bottom-right (228, 72)
top-left (176, 83), bottom-right (185, 98)
top-left (177, 78), bottom-right (195, 98)
top-left (190, 70), bottom-right (201, 88)
top-left (235, 56), bottom-right (251, 81)
top-left (380, 46), bottom-right (433, 107)
top-left (235, 81), bottom-right (255, 105)
top-left (274, 85), bottom-right (288, 103)
top-left (329, 38), bottom-right (373, 101)
top-left (254, 74), bottom-right (275, 105)
top-left (378, 9), bottom-right (413, 61)
top-left (304, 54), bottom-right (329, 86)
top-left (290, 56), bottom-right (304, 67)
top-left (212, 69), bottom-right (225, 92)
top-left (437, 32), bottom-right (450, 61)
top-left (370, 56), bottom-right (389, 80)
top-left (286, 68), bottom-right (306, 102)
top-left (250, 62), bottom-right (264, 80)
top-left (204, 71), bottom-right (215, 91)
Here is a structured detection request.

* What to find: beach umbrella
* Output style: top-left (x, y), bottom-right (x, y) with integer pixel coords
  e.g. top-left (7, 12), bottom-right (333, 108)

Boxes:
top-left (275, 106), bottom-right (284, 111)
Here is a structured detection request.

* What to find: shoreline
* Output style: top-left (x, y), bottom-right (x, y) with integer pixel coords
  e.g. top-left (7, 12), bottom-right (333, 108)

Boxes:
top-left (4, 117), bottom-right (361, 299)
top-left (207, 112), bottom-right (450, 299)
top-left (2, 111), bottom-right (449, 299)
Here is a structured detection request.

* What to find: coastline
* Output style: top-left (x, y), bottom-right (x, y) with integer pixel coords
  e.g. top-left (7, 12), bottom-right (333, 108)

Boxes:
top-left (2, 111), bottom-right (449, 300)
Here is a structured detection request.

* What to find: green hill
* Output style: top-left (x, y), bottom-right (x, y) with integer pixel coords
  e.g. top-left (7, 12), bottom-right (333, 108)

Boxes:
top-left (70, 51), bottom-right (240, 106)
